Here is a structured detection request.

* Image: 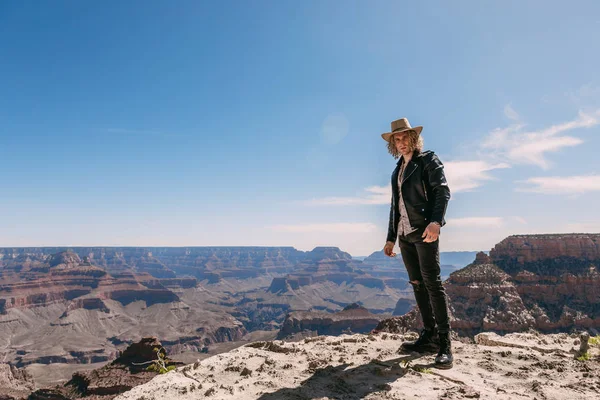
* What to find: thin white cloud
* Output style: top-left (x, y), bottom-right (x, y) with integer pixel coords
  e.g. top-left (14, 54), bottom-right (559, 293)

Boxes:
top-left (481, 110), bottom-right (599, 169)
top-left (532, 110), bottom-right (598, 136)
top-left (516, 175), bottom-right (600, 195)
top-left (305, 185), bottom-right (390, 206)
top-left (508, 136), bottom-right (584, 169)
top-left (445, 216), bottom-right (527, 229)
top-left (444, 160), bottom-right (510, 193)
top-left (306, 159), bottom-right (510, 206)
top-left (270, 222), bottom-right (377, 233)
top-left (305, 108), bottom-right (599, 207)
top-left (481, 124), bottom-right (524, 149)
top-left (504, 103), bottom-right (520, 121)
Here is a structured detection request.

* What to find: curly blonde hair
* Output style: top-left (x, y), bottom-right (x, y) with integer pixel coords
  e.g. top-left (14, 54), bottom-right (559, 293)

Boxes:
top-left (386, 130), bottom-right (424, 159)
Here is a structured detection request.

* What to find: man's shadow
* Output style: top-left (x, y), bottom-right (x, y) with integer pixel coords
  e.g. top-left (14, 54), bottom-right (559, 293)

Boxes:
top-left (257, 353), bottom-right (435, 400)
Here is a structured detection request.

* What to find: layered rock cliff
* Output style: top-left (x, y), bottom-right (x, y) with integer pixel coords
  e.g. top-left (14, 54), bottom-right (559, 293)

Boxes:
top-left (489, 234), bottom-right (600, 332)
top-left (230, 249), bottom-right (414, 331)
top-left (378, 234), bottom-right (600, 335)
top-left (445, 252), bottom-right (536, 333)
top-left (0, 251), bottom-right (246, 369)
top-left (0, 246), bottom-right (409, 373)
top-left (490, 234), bottom-right (600, 269)
top-left (0, 251), bottom-right (180, 314)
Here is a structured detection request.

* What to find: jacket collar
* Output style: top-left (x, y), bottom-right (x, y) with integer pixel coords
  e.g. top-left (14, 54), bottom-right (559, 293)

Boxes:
top-left (396, 149), bottom-right (422, 166)
top-left (397, 150), bottom-right (421, 186)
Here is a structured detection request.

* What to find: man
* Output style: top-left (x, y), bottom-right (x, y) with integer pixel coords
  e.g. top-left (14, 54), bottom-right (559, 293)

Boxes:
top-left (381, 117), bottom-right (453, 369)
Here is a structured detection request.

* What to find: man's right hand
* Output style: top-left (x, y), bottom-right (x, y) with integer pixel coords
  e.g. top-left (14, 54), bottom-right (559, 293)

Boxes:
top-left (383, 241), bottom-right (396, 257)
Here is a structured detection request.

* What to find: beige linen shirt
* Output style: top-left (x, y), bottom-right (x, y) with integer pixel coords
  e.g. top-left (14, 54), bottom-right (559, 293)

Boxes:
top-left (397, 160), bottom-right (418, 236)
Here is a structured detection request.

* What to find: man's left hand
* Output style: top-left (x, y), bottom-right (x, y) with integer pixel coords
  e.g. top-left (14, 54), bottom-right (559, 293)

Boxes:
top-left (422, 222), bottom-right (440, 243)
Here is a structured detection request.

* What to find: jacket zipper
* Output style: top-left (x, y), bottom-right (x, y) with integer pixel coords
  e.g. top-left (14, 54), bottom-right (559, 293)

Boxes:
top-left (393, 168), bottom-right (397, 235)
top-left (422, 180), bottom-right (428, 201)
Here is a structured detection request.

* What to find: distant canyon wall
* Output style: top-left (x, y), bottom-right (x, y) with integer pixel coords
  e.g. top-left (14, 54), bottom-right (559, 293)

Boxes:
top-left (0, 246), bottom-right (353, 281)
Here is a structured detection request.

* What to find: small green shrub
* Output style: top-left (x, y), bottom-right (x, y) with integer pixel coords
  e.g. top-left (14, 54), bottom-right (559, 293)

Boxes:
top-left (413, 366), bottom-right (433, 374)
top-left (400, 360), bottom-right (432, 373)
top-left (588, 336), bottom-right (600, 346)
top-left (145, 347), bottom-right (177, 374)
top-left (576, 352), bottom-right (591, 362)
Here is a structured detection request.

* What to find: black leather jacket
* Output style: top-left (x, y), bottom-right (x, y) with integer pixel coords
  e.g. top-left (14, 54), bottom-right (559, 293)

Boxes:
top-left (387, 150), bottom-right (451, 244)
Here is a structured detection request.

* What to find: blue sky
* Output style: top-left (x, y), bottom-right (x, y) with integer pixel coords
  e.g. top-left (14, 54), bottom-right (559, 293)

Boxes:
top-left (1, 1), bottom-right (599, 255)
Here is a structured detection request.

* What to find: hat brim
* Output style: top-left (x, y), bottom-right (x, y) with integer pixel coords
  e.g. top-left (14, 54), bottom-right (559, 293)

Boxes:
top-left (381, 126), bottom-right (423, 142)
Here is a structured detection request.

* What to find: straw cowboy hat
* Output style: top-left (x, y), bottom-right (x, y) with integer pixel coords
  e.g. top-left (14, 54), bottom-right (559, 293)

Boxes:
top-left (381, 118), bottom-right (423, 142)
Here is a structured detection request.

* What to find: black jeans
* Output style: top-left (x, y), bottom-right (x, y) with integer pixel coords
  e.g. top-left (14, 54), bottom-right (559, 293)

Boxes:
top-left (398, 226), bottom-right (451, 334)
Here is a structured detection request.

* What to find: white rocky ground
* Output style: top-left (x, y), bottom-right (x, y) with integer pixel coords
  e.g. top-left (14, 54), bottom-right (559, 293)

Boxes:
top-left (115, 331), bottom-right (600, 400)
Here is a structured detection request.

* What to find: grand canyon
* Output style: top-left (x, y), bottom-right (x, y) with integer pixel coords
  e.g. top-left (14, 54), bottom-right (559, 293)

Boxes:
top-left (0, 234), bottom-right (599, 399)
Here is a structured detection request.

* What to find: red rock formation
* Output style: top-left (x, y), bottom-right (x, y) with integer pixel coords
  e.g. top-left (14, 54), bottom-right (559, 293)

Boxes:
top-left (277, 303), bottom-right (385, 339)
top-left (490, 234), bottom-right (600, 265)
top-left (490, 235), bottom-right (600, 331)
top-left (377, 235), bottom-right (600, 336)
top-left (267, 258), bottom-right (385, 293)
top-left (0, 253), bottom-right (180, 314)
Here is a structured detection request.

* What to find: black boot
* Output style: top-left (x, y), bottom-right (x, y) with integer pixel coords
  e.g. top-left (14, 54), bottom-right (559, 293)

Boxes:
top-left (400, 327), bottom-right (440, 353)
top-left (434, 331), bottom-right (453, 369)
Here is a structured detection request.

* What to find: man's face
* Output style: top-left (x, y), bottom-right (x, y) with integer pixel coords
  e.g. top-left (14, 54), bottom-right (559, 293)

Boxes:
top-left (393, 132), bottom-right (412, 156)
